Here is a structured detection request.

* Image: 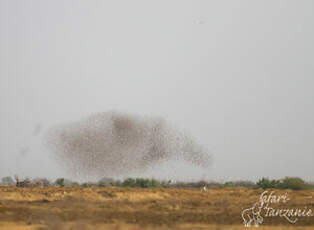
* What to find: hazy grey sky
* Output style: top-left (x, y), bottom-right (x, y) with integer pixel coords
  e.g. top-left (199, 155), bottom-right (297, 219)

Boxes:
top-left (1, 0), bottom-right (314, 181)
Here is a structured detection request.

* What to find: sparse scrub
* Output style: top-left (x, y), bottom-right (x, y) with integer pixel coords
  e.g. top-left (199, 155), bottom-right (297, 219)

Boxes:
top-left (0, 175), bottom-right (312, 190)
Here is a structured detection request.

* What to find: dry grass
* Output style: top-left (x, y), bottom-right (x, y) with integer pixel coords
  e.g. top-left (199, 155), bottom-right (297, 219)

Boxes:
top-left (0, 187), bottom-right (313, 229)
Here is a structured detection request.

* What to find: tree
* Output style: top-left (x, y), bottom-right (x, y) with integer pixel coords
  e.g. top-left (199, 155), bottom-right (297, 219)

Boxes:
top-left (277, 177), bottom-right (308, 190)
top-left (256, 178), bottom-right (280, 189)
top-left (55, 178), bottom-right (65, 187)
top-left (122, 178), bottom-right (136, 187)
top-left (98, 177), bottom-right (115, 187)
top-left (33, 178), bottom-right (51, 187)
top-left (1, 176), bottom-right (15, 185)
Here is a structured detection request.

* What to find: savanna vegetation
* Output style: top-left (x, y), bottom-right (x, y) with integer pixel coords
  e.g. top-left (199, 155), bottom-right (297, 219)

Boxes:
top-left (1, 176), bottom-right (313, 190)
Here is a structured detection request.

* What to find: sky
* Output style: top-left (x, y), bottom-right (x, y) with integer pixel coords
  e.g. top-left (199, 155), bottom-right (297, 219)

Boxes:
top-left (0, 0), bottom-right (314, 182)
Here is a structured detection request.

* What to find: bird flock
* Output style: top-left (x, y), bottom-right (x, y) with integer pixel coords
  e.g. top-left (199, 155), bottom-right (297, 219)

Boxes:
top-left (46, 111), bottom-right (211, 178)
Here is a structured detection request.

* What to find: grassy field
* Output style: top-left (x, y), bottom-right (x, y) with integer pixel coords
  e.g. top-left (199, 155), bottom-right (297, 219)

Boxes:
top-left (0, 186), bottom-right (313, 229)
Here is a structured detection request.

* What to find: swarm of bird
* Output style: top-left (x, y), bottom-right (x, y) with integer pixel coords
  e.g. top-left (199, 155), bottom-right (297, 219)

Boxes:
top-left (46, 111), bottom-right (211, 178)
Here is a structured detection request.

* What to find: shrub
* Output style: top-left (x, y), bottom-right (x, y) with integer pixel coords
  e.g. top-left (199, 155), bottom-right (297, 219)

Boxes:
top-left (308, 182), bottom-right (314, 190)
top-left (81, 182), bottom-right (90, 187)
top-left (33, 178), bottom-right (51, 187)
top-left (206, 182), bottom-right (224, 189)
top-left (98, 177), bottom-right (115, 187)
top-left (276, 177), bottom-right (308, 190)
top-left (150, 178), bottom-right (161, 187)
top-left (122, 178), bottom-right (136, 187)
top-left (114, 180), bottom-right (122, 187)
top-left (1, 176), bottom-right (15, 185)
top-left (121, 178), bottom-right (161, 188)
top-left (256, 178), bottom-right (280, 189)
top-left (15, 176), bottom-right (33, 188)
top-left (255, 177), bottom-right (309, 190)
top-left (81, 182), bottom-right (98, 187)
top-left (224, 180), bottom-right (255, 188)
top-left (55, 178), bottom-right (65, 187)
top-left (136, 178), bottom-right (157, 188)
top-left (160, 180), bottom-right (172, 188)
top-left (70, 182), bottom-right (80, 187)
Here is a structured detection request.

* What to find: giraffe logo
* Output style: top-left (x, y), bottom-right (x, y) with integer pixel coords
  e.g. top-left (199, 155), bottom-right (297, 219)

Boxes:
top-left (242, 202), bottom-right (263, 227)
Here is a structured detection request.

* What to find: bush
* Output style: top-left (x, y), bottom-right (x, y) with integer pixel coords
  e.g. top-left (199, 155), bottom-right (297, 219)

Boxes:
top-left (1, 176), bottom-right (15, 185)
top-left (121, 178), bottom-right (161, 188)
top-left (162, 180), bottom-right (172, 188)
top-left (33, 178), bottom-right (51, 187)
top-left (224, 181), bottom-right (255, 188)
top-left (122, 178), bottom-right (136, 187)
top-left (205, 182), bottom-right (224, 189)
top-left (256, 177), bottom-right (309, 190)
top-left (70, 182), bottom-right (80, 187)
top-left (98, 177), bottom-right (115, 187)
top-left (55, 178), bottom-right (65, 187)
top-left (308, 182), bottom-right (314, 190)
top-left (256, 178), bottom-right (280, 189)
top-left (151, 178), bottom-right (161, 187)
top-left (276, 177), bottom-right (308, 190)
top-left (114, 180), bottom-right (122, 187)
top-left (81, 182), bottom-right (96, 187)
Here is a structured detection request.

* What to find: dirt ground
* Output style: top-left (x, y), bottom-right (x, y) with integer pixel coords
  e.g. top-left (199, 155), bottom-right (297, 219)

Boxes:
top-left (0, 186), bottom-right (313, 230)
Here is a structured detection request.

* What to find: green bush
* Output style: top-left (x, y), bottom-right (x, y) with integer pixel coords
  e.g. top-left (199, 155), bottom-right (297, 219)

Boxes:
top-left (121, 178), bottom-right (160, 188)
top-left (256, 178), bottom-right (280, 189)
top-left (55, 178), bottom-right (65, 187)
top-left (135, 178), bottom-right (150, 188)
top-left (276, 177), bottom-right (308, 190)
top-left (256, 177), bottom-right (309, 190)
top-left (122, 178), bottom-right (136, 187)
